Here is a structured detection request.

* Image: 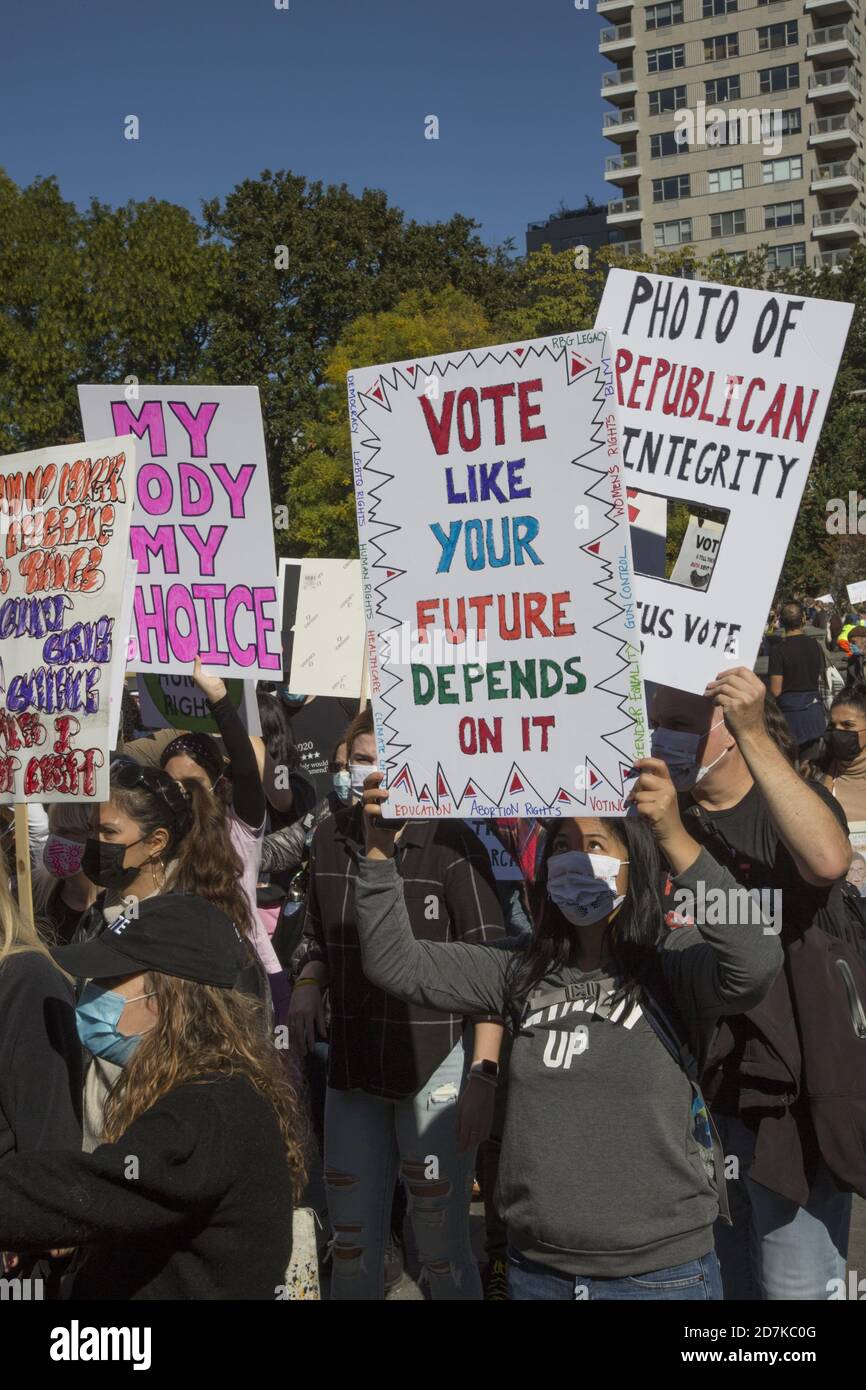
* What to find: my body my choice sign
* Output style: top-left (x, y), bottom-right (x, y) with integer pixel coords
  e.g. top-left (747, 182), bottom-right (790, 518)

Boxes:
top-left (78, 386), bottom-right (282, 680)
top-left (349, 332), bottom-right (647, 820)
top-left (596, 269), bottom-right (853, 692)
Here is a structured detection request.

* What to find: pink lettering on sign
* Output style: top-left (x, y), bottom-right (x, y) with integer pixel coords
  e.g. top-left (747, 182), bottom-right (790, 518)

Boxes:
top-left (168, 401), bottom-right (219, 457)
top-left (111, 401), bottom-right (168, 457)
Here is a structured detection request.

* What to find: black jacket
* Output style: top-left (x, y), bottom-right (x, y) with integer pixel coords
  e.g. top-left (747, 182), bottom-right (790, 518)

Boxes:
top-left (0, 1075), bottom-right (293, 1300)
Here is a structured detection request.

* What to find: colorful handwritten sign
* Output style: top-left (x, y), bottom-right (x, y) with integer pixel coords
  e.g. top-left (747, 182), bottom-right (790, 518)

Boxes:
top-left (596, 269), bottom-right (853, 692)
top-left (348, 332), bottom-right (647, 819)
top-left (0, 436), bottom-right (137, 802)
top-left (78, 386), bottom-right (281, 680)
top-left (136, 673), bottom-right (261, 735)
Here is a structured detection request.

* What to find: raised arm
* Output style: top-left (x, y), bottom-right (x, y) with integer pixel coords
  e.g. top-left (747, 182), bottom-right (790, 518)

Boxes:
top-left (192, 658), bottom-right (265, 830)
top-left (704, 667), bottom-right (851, 886)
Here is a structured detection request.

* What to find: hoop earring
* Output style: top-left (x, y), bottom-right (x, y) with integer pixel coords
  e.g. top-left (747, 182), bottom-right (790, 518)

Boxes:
top-left (154, 859), bottom-right (167, 892)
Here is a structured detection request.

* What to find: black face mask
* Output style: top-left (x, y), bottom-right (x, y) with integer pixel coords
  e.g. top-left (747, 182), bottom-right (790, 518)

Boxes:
top-left (81, 837), bottom-right (148, 892)
top-left (827, 728), bottom-right (863, 763)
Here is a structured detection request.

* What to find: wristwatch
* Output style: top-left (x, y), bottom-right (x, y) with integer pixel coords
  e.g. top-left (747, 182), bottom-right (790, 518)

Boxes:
top-left (470, 1059), bottom-right (500, 1082)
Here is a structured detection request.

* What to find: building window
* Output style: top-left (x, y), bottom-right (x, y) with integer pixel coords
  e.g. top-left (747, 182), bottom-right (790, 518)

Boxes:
top-left (757, 21), bottom-right (798, 50)
top-left (765, 243), bottom-right (806, 269)
top-left (651, 130), bottom-right (689, 156)
top-left (647, 44), bottom-right (685, 73)
top-left (706, 75), bottom-right (741, 103)
top-left (764, 200), bottom-right (805, 229)
top-left (704, 34), bottom-right (739, 61)
top-left (646, 1), bottom-right (683, 29)
top-left (708, 165), bottom-right (744, 193)
top-left (710, 210), bottom-right (746, 237)
top-left (761, 155), bottom-right (803, 183)
top-left (649, 83), bottom-right (686, 115)
top-left (726, 251), bottom-right (748, 262)
top-left (777, 108), bottom-right (802, 135)
top-left (713, 117), bottom-right (745, 146)
top-left (653, 174), bottom-right (691, 201)
top-left (702, 0), bottom-right (736, 14)
top-left (759, 64), bottom-right (799, 94)
top-left (654, 218), bottom-right (693, 247)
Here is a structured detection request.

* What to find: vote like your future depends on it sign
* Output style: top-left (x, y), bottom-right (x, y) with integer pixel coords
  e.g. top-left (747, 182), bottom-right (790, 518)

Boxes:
top-left (349, 331), bottom-right (648, 820)
top-left (594, 269), bottom-right (853, 693)
top-left (77, 386), bottom-right (282, 681)
top-left (0, 436), bottom-right (137, 803)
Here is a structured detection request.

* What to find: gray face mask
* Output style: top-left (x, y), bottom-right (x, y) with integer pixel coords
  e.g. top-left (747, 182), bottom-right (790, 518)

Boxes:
top-left (651, 716), bottom-right (728, 790)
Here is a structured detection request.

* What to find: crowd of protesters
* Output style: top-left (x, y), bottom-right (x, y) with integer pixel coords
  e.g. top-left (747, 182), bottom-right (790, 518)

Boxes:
top-left (1, 611), bottom-right (865, 1302)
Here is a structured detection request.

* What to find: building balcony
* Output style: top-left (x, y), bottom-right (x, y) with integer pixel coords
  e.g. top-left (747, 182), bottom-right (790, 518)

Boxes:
top-left (809, 112), bottom-right (862, 149)
top-left (603, 107), bottom-right (640, 142)
top-left (805, 0), bottom-right (855, 15)
top-left (814, 247), bottom-right (854, 270)
top-left (812, 207), bottom-right (865, 236)
top-left (599, 23), bottom-right (635, 57)
top-left (607, 196), bottom-right (642, 225)
top-left (807, 66), bottom-right (860, 102)
top-left (806, 23), bottom-right (860, 62)
top-left (810, 157), bottom-right (864, 192)
top-left (604, 151), bottom-right (641, 184)
top-left (609, 239), bottom-right (643, 257)
top-left (597, 0), bottom-right (633, 17)
top-left (601, 67), bottom-right (638, 103)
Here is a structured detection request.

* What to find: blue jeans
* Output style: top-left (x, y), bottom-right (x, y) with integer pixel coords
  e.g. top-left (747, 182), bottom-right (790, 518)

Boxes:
top-left (507, 1248), bottom-right (722, 1301)
top-left (325, 1040), bottom-right (481, 1300)
top-left (713, 1114), bottom-right (852, 1300)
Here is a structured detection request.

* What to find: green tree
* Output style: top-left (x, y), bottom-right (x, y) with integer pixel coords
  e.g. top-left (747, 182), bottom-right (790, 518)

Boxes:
top-left (202, 171), bottom-right (510, 495)
top-left (0, 170), bottom-right (222, 455)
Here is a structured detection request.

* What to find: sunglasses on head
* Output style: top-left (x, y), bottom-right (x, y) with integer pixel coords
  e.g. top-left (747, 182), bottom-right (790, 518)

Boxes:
top-left (112, 762), bottom-right (192, 818)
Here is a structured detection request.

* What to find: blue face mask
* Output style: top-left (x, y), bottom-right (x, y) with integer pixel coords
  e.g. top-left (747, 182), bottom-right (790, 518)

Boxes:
top-left (75, 982), bottom-right (156, 1066)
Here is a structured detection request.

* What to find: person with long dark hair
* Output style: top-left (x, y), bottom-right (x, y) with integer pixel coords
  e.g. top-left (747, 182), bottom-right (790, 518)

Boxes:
top-left (352, 758), bottom-right (782, 1301)
top-left (0, 893), bottom-right (307, 1299)
top-left (811, 681), bottom-right (866, 824)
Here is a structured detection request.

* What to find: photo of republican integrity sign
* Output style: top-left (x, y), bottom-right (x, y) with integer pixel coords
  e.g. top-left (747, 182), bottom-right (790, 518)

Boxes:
top-left (596, 269), bottom-right (853, 693)
top-left (78, 386), bottom-right (282, 681)
top-left (347, 331), bottom-right (648, 819)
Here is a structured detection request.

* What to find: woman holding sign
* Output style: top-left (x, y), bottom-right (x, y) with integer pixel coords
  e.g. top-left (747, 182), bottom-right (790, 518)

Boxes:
top-left (353, 760), bottom-right (782, 1301)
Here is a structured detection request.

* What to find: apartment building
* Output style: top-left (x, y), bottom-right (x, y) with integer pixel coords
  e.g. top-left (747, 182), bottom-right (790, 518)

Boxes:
top-left (599, 0), bottom-right (866, 270)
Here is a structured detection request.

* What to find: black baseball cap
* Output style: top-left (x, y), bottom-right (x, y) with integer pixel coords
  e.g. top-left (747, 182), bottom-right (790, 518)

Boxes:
top-left (52, 893), bottom-right (249, 988)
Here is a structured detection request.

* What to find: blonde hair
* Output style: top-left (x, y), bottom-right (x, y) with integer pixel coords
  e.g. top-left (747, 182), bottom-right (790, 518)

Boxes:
top-left (0, 842), bottom-right (57, 969)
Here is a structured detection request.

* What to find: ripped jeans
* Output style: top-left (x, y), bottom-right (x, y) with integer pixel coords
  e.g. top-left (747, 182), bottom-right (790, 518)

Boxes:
top-left (324, 1040), bottom-right (481, 1300)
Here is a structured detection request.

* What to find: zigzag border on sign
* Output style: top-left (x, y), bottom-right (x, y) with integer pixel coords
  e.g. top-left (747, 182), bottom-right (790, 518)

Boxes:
top-left (497, 761), bottom-right (549, 810)
top-left (353, 339), bottom-right (642, 799)
top-left (566, 362), bottom-right (643, 799)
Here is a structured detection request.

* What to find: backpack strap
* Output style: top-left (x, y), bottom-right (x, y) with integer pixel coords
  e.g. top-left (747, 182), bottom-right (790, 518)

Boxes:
top-left (640, 980), bottom-right (732, 1226)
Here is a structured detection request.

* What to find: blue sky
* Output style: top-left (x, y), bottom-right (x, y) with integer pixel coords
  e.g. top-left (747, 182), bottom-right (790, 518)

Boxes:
top-left (3, 0), bottom-right (607, 251)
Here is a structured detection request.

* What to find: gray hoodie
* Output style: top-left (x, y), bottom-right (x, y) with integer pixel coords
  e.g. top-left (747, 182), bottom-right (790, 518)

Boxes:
top-left (355, 846), bottom-right (782, 1278)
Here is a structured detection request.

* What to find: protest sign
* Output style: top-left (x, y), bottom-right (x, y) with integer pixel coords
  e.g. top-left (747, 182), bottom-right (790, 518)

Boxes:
top-left (595, 269), bottom-right (853, 692)
top-left (0, 436), bottom-right (136, 803)
top-left (78, 386), bottom-right (282, 680)
top-left (817, 592), bottom-right (834, 604)
top-left (278, 558), bottom-right (365, 697)
top-left (136, 673), bottom-right (261, 735)
top-left (348, 330), bottom-right (647, 819)
top-left (628, 487), bottom-right (667, 578)
top-left (106, 558), bottom-right (139, 749)
top-left (847, 822), bottom-right (866, 898)
top-left (669, 514), bottom-right (726, 590)
top-left (847, 580), bottom-right (866, 605)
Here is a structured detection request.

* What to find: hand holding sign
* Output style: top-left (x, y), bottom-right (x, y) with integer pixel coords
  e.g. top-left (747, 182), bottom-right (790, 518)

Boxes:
top-left (629, 757), bottom-right (698, 874)
top-left (192, 655), bottom-right (227, 707)
top-left (362, 770), bottom-right (399, 860)
top-left (704, 666), bottom-right (767, 740)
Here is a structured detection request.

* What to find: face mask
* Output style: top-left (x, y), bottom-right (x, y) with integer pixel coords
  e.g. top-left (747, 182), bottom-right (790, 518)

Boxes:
top-left (81, 837), bottom-right (148, 892)
top-left (332, 770), bottom-right (351, 803)
top-left (547, 850), bottom-right (628, 927)
top-left (75, 982), bottom-right (156, 1066)
top-left (43, 834), bottom-right (85, 878)
top-left (651, 717), bottom-right (727, 790)
top-left (827, 728), bottom-right (863, 763)
top-left (349, 763), bottom-right (377, 801)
